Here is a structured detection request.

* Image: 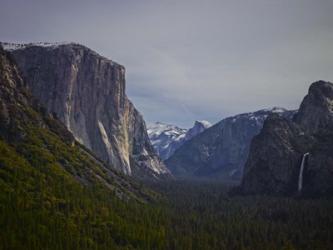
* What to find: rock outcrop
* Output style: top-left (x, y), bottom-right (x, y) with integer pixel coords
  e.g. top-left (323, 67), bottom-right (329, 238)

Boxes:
top-left (240, 115), bottom-right (314, 194)
top-left (293, 81), bottom-right (333, 133)
top-left (2, 42), bottom-right (170, 179)
top-left (165, 108), bottom-right (294, 180)
top-left (241, 81), bottom-right (333, 196)
top-left (184, 120), bottom-right (212, 142)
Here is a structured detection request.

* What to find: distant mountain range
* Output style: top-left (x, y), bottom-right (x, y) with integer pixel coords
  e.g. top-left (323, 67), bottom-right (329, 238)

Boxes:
top-left (147, 120), bottom-right (211, 160)
top-left (164, 107), bottom-right (296, 181)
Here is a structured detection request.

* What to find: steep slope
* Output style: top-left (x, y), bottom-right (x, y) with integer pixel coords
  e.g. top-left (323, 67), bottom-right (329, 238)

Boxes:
top-left (0, 46), bottom-right (166, 249)
top-left (240, 115), bottom-right (314, 194)
top-left (1, 42), bottom-right (169, 179)
top-left (165, 108), bottom-right (295, 180)
top-left (241, 81), bottom-right (333, 196)
top-left (147, 120), bottom-right (211, 160)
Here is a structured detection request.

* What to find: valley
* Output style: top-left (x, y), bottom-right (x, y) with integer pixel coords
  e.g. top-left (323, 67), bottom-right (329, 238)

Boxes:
top-left (0, 41), bottom-right (332, 250)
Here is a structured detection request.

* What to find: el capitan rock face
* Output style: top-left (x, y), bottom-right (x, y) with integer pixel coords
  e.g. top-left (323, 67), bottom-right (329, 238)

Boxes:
top-left (3, 42), bottom-right (170, 179)
top-left (241, 81), bottom-right (333, 196)
top-left (0, 45), bottom-right (146, 199)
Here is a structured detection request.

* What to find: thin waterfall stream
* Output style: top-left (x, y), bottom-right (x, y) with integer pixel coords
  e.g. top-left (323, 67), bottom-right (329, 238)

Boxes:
top-left (298, 152), bottom-right (309, 192)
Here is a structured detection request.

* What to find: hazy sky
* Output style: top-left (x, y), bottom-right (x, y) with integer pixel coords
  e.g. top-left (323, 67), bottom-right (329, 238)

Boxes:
top-left (1, 0), bottom-right (332, 127)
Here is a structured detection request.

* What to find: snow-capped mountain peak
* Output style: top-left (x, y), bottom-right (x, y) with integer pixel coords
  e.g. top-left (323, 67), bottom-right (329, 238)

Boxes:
top-left (147, 120), bottom-right (211, 160)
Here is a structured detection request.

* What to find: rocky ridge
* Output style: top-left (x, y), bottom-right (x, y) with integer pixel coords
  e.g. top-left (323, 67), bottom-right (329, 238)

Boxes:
top-left (165, 107), bottom-right (295, 180)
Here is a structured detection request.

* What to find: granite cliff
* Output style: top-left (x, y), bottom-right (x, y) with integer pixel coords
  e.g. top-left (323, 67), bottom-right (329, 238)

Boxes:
top-left (2, 42), bottom-right (170, 179)
top-left (241, 81), bottom-right (333, 196)
top-left (0, 45), bottom-right (147, 199)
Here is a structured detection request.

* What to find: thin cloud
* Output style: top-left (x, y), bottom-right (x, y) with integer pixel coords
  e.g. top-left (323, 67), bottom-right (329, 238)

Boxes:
top-left (1, 0), bottom-right (332, 127)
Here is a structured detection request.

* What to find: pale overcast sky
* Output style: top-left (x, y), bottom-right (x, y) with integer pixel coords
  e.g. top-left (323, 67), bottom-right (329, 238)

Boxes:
top-left (1, 0), bottom-right (332, 127)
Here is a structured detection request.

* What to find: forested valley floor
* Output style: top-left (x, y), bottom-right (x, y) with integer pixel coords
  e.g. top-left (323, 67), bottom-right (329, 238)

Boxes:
top-left (1, 164), bottom-right (333, 250)
top-left (149, 180), bottom-right (333, 250)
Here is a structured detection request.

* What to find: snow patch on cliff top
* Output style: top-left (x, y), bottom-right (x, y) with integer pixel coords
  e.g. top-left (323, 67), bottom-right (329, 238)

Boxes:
top-left (1, 42), bottom-right (74, 51)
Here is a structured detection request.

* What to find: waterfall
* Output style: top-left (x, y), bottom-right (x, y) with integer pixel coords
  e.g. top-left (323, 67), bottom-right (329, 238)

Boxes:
top-left (298, 152), bottom-right (309, 192)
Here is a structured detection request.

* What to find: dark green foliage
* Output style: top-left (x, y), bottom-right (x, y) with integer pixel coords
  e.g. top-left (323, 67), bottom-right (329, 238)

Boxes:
top-left (0, 131), bottom-right (167, 250)
top-left (150, 181), bottom-right (333, 250)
